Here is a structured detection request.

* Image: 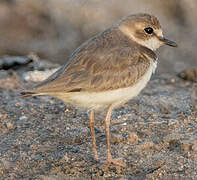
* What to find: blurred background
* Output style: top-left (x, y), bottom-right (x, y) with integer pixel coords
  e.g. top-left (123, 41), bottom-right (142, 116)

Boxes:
top-left (0, 0), bottom-right (196, 74)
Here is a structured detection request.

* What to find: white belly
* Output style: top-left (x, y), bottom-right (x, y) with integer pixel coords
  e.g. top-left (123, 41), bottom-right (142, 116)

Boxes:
top-left (69, 61), bottom-right (157, 110)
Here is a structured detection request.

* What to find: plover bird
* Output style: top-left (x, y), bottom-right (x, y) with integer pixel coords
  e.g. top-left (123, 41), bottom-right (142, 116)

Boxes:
top-left (22, 13), bottom-right (177, 166)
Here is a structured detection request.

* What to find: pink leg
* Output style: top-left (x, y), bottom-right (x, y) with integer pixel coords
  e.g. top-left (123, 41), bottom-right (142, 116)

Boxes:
top-left (104, 106), bottom-right (126, 167)
top-left (89, 110), bottom-right (98, 160)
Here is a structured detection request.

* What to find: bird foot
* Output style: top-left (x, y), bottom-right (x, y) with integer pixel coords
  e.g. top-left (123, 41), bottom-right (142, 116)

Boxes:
top-left (105, 158), bottom-right (126, 167)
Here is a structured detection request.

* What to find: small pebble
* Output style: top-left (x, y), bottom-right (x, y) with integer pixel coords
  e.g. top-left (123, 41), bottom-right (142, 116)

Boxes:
top-left (128, 132), bottom-right (139, 143)
top-left (163, 133), bottom-right (184, 143)
top-left (137, 141), bottom-right (154, 152)
top-left (19, 116), bottom-right (27, 121)
top-left (111, 134), bottom-right (124, 144)
top-left (192, 144), bottom-right (197, 152)
top-left (60, 155), bottom-right (70, 163)
top-left (6, 122), bottom-right (16, 130)
top-left (178, 69), bottom-right (197, 82)
top-left (170, 78), bottom-right (176, 83)
top-left (180, 140), bottom-right (192, 151)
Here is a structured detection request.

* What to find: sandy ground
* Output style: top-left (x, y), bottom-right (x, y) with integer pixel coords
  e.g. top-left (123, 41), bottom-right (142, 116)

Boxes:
top-left (0, 57), bottom-right (197, 179)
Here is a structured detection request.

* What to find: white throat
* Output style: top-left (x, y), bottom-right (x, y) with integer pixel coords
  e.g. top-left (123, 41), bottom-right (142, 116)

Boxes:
top-left (140, 37), bottom-right (162, 51)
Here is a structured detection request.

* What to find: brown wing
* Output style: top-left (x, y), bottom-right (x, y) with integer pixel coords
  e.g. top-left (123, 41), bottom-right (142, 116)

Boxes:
top-left (34, 30), bottom-right (155, 93)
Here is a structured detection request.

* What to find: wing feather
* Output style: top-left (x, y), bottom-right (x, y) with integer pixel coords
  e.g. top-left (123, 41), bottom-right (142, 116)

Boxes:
top-left (34, 29), bottom-right (156, 94)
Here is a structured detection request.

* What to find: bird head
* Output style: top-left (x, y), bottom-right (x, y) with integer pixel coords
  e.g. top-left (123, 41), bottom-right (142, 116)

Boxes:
top-left (119, 13), bottom-right (177, 51)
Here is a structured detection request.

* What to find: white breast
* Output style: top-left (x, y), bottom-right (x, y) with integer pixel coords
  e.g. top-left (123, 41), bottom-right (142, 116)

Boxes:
top-left (69, 60), bottom-right (157, 110)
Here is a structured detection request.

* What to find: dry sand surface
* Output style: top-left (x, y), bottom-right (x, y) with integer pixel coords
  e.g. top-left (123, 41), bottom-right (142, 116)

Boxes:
top-left (0, 57), bottom-right (196, 179)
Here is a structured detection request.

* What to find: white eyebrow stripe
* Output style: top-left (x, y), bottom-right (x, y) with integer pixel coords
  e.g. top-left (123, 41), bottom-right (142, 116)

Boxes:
top-left (119, 25), bottom-right (163, 51)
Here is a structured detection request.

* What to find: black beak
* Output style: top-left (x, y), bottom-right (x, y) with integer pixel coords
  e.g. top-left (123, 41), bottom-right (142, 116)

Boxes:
top-left (159, 37), bottom-right (178, 47)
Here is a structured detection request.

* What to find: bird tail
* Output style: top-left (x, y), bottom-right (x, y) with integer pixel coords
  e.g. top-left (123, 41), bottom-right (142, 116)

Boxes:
top-left (19, 91), bottom-right (37, 98)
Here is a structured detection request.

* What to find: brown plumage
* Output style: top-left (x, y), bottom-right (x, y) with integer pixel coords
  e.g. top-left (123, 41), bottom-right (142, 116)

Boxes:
top-left (35, 32), bottom-right (155, 93)
top-left (27, 14), bottom-right (159, 95)
top-left (22, 13), bottom-right (177, 166)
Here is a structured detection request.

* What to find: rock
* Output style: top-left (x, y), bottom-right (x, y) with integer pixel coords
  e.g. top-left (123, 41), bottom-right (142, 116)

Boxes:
top-left (23, 68), bottom-right (59, 82)
top-left (178, 69), bottom-right (197, 82)
top-left (0, 56), bottom-right (32, 70)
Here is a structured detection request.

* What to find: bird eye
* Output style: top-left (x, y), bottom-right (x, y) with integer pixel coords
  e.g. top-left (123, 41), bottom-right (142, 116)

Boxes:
top-left (144, 27), bottom-right (153, 34)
